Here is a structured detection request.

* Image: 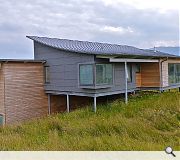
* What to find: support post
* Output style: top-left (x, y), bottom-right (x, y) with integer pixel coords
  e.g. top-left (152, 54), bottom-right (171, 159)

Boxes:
top-left (93, 96), bottom-right (97, 112)
top-left (179, 88), bottom-right (180, 92)
top-left (125, 61), bottom-right (128, 104)
top-left (159, 60), bottom-right (162, 91)
top-left (48, 94), bottom-right (51, 115)
top-left (66, 94), bottom-right (70, 113)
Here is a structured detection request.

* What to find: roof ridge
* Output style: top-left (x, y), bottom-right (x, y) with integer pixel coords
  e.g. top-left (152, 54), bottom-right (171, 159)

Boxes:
top-left (144, 49), bottom-right (178, 56)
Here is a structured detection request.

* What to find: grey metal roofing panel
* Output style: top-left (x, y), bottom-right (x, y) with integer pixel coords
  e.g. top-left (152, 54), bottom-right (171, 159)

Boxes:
top-left (27, 36), bottom-right (179, 58)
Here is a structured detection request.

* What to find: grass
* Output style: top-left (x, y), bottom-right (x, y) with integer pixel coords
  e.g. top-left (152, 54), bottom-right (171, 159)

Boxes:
top-left (0, 90), bottom-right (179, 151)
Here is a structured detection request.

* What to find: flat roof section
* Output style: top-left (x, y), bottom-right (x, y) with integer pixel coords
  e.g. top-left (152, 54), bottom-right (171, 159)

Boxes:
top-left (0, 59), bottom-right (46, 63)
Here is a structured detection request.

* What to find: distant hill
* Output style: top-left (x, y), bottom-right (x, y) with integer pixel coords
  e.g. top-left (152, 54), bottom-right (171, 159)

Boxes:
top-left (150, 47), bottom-right (180, 56)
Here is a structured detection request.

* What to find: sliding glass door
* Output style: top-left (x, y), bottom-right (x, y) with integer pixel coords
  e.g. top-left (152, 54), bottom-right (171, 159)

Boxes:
top-left (168, 63), bottom-right (180, 84)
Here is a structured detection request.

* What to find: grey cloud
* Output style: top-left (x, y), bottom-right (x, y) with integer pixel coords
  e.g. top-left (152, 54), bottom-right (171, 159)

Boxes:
top-left (0, 0), bottom-right (179, 59)
top-left (84, 2), bottom-right (179, 46)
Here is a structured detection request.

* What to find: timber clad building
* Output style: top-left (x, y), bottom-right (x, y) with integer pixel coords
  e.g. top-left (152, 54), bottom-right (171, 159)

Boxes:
top-left (0, 60), bottom-right (48, 125)
top-left (0, 36), bottom-right (180, 125)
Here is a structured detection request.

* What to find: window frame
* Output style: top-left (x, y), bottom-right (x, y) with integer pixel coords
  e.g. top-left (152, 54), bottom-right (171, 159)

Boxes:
top-left (127, 64), bottom-right (133, 83)
top-left (79, 63), bottom-right (95, 86)
top-left (175, 64), bottom-right (180, 83)
top-left (78, 63), bottom-right (114, 88)
top-left (95, 64), bottom-right (113, 86)
top-left (44, 66), bottom-right (50, 84)
top-left (168, 63), bottom-right (180, 85)
top-left (0, 114), bottom-right (4, 126)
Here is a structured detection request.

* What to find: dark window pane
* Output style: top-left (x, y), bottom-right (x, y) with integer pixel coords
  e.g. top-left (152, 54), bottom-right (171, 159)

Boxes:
top-left (96, 64), bottom-right (104, 84)
top-left (127, 64), bottom-right (132, 82)
top-left (106, 64), bottom-right (113, 84)
top-left (168, 64), bottom-right (175, 84)
top-left (96, 64), bottom-right (113, 85)
top-left (136, 64), bottom-right (141, 73)
top-left (44, 66), bottom-right (50, 83)
top-left (79, 64), bottom-right (93, 85)
top-left (175, 64), bottom-right (180, 83)
top-left (168, 63), bottom-right (180, 84)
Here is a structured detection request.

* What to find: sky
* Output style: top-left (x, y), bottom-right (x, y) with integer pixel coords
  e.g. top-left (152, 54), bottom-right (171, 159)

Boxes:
top-left (0, 0), bottom-right (179, 59)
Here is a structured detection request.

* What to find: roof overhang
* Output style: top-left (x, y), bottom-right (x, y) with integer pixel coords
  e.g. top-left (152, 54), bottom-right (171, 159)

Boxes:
top-left (109, 58), bottom-right (159, 63)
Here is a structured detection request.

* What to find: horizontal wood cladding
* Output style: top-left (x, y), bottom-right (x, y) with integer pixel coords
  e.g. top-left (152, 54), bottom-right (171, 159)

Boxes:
top-left (34, 42), bottom-right (137, 95)
top-left (0, 64), bottom-right (5, 114)
top-left (140, 63), bottom-right (160, 87)
top-left (3, 63), bottom-right (48, 124)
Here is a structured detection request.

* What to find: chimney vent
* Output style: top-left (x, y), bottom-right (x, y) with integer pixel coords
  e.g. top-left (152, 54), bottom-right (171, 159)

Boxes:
top-left (154, 46), bottom-right (157, 52)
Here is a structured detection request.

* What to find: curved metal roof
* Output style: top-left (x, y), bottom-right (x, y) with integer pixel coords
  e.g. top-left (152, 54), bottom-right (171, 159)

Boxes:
top-left (27, 36), bottom-right (179, 58)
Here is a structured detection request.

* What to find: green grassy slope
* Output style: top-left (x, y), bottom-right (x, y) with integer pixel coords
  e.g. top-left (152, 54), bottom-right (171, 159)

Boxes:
top-left (0, 91), bottom-right (179, 151)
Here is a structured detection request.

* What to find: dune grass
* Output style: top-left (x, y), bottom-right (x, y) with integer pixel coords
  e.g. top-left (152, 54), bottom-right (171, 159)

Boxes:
top-left (0, 90), bottom-right (179, 151)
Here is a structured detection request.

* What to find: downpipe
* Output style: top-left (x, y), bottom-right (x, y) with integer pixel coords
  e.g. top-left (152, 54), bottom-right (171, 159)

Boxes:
top-left (159, 57), bottom-right (168, 92)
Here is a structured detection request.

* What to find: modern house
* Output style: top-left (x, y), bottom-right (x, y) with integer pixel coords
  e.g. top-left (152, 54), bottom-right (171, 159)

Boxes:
top-left (0, 36), bottom-right (180, 125)
top-left (28, 36), bottom-right (180, 113)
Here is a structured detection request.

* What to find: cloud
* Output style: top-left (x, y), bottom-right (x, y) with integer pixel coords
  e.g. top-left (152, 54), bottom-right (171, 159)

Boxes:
top-left (100, 26), bottom-right (134, 35)
top-left (101, 0), bottom-right (179, 11)
top-left (0, 0), bottom-right (179, 59)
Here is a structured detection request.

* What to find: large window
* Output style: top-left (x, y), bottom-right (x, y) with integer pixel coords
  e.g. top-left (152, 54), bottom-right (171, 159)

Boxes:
top-left (96, 64), bottom-right (113, 85)
top-left (176, 64), bottom-right (180, 83)
top-left (127, 64), bottom-right (132, 82)
top-left (79, 64), bottom-right (94, 85)
top-left (168, 63), bottom-right (180, 84)
top-left (79, 64), bottom-right (113, 86)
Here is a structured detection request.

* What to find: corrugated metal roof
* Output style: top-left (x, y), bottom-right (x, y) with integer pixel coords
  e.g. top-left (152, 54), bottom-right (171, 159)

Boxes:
top-left (27, 36), bottom-right (179, 58)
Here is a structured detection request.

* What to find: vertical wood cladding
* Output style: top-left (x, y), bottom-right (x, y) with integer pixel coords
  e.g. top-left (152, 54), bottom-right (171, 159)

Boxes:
top-left (70, 96), bottom-right (92, 110)
top-left (50, 95), bottom-right (92, 114)
top-left (50, 95), bottom-right (66, 114)
top-left (162, 59), bottom-right (180, 87)
top-left (140, 63), bottom-right (160, 87)
top-left (0, 64), bottom-right (5, 114)
top-left (162, 61), bottom-right (169, 87)
top-left (135, 73), bottom-right (141, 87)
top-left (3, 62), bottom-right (48, 124)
